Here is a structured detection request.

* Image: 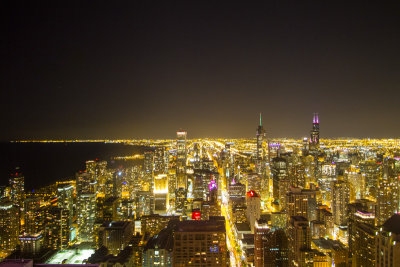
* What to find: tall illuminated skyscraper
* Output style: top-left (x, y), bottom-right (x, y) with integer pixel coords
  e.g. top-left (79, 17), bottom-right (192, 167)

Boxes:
top-left (0, 200), bottom-right (19, 258)
top-left (144, 151), bottom-right (154, 191)
top-left (377, 158), bottom-right (400, 226)
top-left (57, 184), bottom-right (74, 225)
top-left (246, 190), bottom-right (261, 232)
top-left (376, 214), bottom-right (400, 267)
top-left (271, 156), bottom-right (289, 210)
top-left (256, 113), bottom-right (266, 175)
top-left (309, 113), bottom-right (320, 155)
top-left (9, 170), bottom-right (24, 214)
top-left (332, 179), bottom-right (350, 226)
top-left (77, 193), bottom-right (96, 242)
top-left (176, 130), bottom-right (187, 190)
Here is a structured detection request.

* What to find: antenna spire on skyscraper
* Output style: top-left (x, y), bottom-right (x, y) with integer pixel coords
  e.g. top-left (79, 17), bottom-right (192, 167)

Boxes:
top-left (259, 113), bottom-right (262, 126)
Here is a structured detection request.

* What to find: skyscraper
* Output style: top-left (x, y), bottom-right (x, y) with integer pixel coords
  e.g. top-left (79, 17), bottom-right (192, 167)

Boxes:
top-left (77, 193), bottom-right (96, 242)
top-left (377, 158), bottom-right (400, 226)
top-left (172, 220), bottom-right (228, 266)
top-left (0, 201), bottom-right (19, 258)
top-left (287, 216), bottom-right (311, 267)
top-left (332, 179), bottom-right (350, 226)
top-left (176, 131), bottom-right (187, 190)
top-left (376, 214), bottom-right (400, 267)
top-left (256, 113), bottom-right (266, 175)
top-left (246, 190), bottom-right (261, 232)
top-left (271, 156), bottom-right (289, 210)
top-left (309, 113), bottom-right (320, 155)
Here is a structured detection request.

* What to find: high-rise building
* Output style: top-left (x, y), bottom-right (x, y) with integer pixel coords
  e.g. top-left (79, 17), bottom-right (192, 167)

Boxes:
top-left (9, 170), bottom-right (25, 209)
top-left (172, 220), bottom-right (228, 266)
top-left (256, 113), bottom-right (266, 175)
top-left (254, 220), bottom-right (288, 267)
top-left (98, 221), bottom-right (133, 256)
top-left (154, 174), bottom-right (169, 214)
top-left (45, 206), bottom-right (70, 249)
top-left (287, 216), bottom-right (311, 267)
top-left (309, 113), bottom-right (320, 155)
top-left (286, 187), bottom-right (317, 222)
top-left (271, 156), bottom-right (289, 210)
top-left (77, 193), bottom-right (96, 242)
top-left (176, 131), bottom-right (187, 190)
top-left (0, 201), bottom-right (19, 258)
top-left (24, 196), bottom-right (41, 234)
top-left (143, 221), bottom-right (175, 267)
top-left (246, 190), bottom-right (261, 232)
top-left (144, 151), bottom-right (155, 192)
top-left (377, 158), bottom-right (400, 225)
top-left (57, 184), bottom-right (74, 225)
top-left (140, 214), bottom-right (180, 238)
top-left (332, 179), bottom-right (350, 226)
top-left (360, 159), bottom-right (380, 200)
top-left (376, 214), bottom-right (400, 267)
top-left (351, 221), bottom-right (376, 266)
top-left (246, 173), bottom-right (262, 193)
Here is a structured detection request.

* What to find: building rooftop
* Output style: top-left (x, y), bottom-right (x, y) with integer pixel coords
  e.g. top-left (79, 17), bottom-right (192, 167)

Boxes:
top-left (175, 220), bottom-right (225, 233)
top-left (382, 214), bottom-right (400, 234)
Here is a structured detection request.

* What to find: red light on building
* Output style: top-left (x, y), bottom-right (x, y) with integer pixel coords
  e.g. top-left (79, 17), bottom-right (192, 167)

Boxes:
top-left (247, 190), bottom-right (259, 198)
top-left (192, 209), bottom-right (201, 220)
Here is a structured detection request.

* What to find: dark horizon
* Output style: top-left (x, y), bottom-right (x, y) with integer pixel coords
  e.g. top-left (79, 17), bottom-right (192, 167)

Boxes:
top-left (2, 2), bottom-right (400, 140)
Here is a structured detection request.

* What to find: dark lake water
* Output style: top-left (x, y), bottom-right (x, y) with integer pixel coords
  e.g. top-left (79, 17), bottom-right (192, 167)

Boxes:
top-left (0, 142), bottom-right (149, 190)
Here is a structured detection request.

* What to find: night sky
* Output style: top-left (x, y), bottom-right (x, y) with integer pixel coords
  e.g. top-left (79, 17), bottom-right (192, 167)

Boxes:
top-left (1, 2), bottom-right (399, 140)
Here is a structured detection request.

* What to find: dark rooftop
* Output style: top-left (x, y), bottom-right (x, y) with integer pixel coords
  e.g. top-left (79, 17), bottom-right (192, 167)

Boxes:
top-left (382, 214), bottom-right (400, 234)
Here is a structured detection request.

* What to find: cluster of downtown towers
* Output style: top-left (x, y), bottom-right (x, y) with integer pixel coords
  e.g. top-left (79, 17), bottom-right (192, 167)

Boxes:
top-left (1, 113), bottom-right (400, 266)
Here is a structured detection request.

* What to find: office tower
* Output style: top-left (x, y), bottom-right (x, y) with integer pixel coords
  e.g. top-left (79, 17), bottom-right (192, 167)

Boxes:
top-left (175, 187), bottom-right (187, 214)
top-left (254, 220), bottom-right (288, 267)
top-left (254, 219), bottom-right (269, 267)
top-left (154, 147), bottom-right (167, 175)
top-left (376, 214), bottom-right (400, 267)
top-left (102, 197), bottom-right (119, 221)
top-left (377, 158), bottom-right (400, 225)
top-left (271, 156), bottom-right (289, 210)
top-left (228, 182), bottom-right (246, 198)
top-left (24, 196), bottom-right (41, 234)
top-left (309, 112), bottom-right (320, 155)
top-left (347, 199), bottom-right (376, 259)
top-left (19, 233), bottom-right (43, 256)
top-left (136, 191), bottom-right (153, 217)
top-left (57, 184), bottom-right (74, 225)
top-left (144, 151), bottom-right (154, 191)
top-left (143, 221), bottom-right (175, 267)
top-left (141, 214), bottom-right (179, 238)
top-left (256, 113), bottom-right (266, 175)
top-left (172, 220), bottom-right (228, 266)
top-left (312, 238), bottom-right (348, 266)
top-left (98, 221), bottom-right (133, 256)
top-left (176, 130), bottom-right (187, 189)
top-left (351, 221), bottom-right (376, 266)
top-left (287, 216), bottom-right (311, 267)
top-left (113, 171), bottom-right (123, 198)
top-left (76, 172), bottom-right (96, 194)
top-left (0, 201), bottom-right (19, 258)
top-left (9, 170), bottom-right (25, 208)
top-left (246, 190), bottom-right (261, 232)
top-left (286, 187), bottom-right (317, 222)
top-left (246, 173), bottom-right (262, 192)
top-left (153, 174), bottom-right (169, 214)
top-left (45, 206), bottom-right (69, 249)
top-left (193, 143), bottom-right (201, 170)
top-left (360, 160), bottom-right (379, 200)
top-left (77, 193), bottom-right (96, 242)
top-left (332, 179), bottom-right (350, 226)
top-left (315, 208), bottom-right (334, 238)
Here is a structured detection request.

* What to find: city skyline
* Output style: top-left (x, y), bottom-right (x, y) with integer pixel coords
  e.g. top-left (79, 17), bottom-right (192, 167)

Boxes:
top-left (2, 2), bottom-right (400, 140)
